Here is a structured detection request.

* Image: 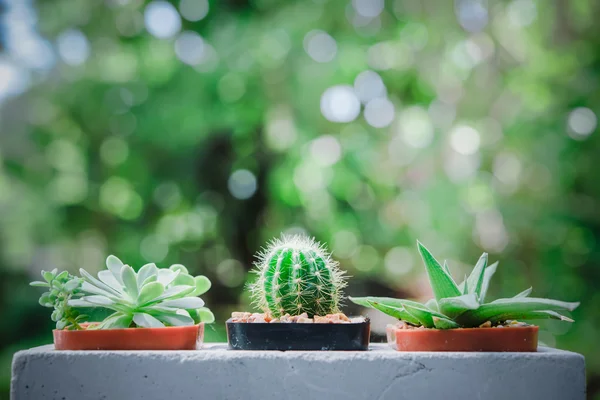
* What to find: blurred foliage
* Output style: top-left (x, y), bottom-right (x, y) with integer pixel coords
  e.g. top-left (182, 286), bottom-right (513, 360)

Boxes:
top-left (1, 0), bottom-right (600, 398)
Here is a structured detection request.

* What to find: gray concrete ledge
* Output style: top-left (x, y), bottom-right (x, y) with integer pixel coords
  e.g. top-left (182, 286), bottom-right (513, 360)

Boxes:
top-left (12, 344), bottom-right (585, 400)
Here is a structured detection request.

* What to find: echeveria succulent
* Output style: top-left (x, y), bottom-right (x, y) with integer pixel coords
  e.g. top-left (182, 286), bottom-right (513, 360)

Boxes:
top-left (351, 241), bottom-right (579, 329)
top-left (249, 235), bottom-right (347, 317)
top-left (68, 255), bottom-right (215, 329)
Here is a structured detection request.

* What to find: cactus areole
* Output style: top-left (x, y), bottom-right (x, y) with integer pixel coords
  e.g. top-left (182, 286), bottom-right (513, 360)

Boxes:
top-left (249, 235), bottom-right (347, 318)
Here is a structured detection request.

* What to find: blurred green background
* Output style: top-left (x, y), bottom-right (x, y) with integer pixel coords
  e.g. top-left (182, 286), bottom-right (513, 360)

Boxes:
top-left (1, 0), bottom-right (599, 397)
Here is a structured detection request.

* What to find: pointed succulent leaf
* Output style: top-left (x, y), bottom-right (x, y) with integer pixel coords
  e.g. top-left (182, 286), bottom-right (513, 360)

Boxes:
top-left (133, 313), bottom-right (164, 328)
top-left (30, 281), bottom-right (49, 287)
top-left (137, 282), bottom-right (165, 305)
top-left (137, 263), bottom-right (158, 288)
top-left (190, 276), bottom-right (211, 297)
top-left (364, 300), bottom-right (421, 326)
top-left (196, 307), bottom-right (215, 323)
top-left (457, 275), bottom-right (467, 295)
top-left (161, 297), bottom-right (205, 309)
top-left (433, 316), bottom-right (461, 329)
top-left (439, 293), bottom-right (480, 318)
top-left (458, 297), bottom-right (580, 326)
top-left (424, 298), bottom-right (439, 312)
top-left (169, 264), bottom-right (189, 274)
top-left (98, 270), bottom-right (123, 292)
top-left (442, 260), bottom-right (450, 274)
top-left (417, 241), bottom-right (461, 301)
top-left (42, 270), bottom-right (54, 282)
top-left (488, 309), bottom-right (574, 324)
top-left (121, 265), bottom-right (139, 299)
top-left (479, 261), bottom-right (498, 303)
top-left (349, 296), bottom-right (440, 314)
top-left (106, 255), bottom-right (125, 285)
top-left (513, 287), bottom-right (532, 298)
top-left (466, 252), bottom-right (488, 299)
top-left (402, 304), bottom-right (435, 328)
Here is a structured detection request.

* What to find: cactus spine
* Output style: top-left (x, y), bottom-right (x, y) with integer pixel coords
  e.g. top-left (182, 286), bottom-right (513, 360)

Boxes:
top-left (250, 235), bottom-right (346, 317)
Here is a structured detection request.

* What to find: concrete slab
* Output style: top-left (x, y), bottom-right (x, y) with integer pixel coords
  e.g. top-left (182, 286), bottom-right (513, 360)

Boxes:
top-left (11, 343), bottom-right (585, 400)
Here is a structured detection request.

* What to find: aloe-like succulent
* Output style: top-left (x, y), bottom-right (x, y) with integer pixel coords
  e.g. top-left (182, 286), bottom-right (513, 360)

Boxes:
top-left (69, 255), bottom-right (215, 329)
top-left (30, 269), bottom-right (86, 330)
top-left (350, 241), bottom-right (579, 329)
top-left (249, 234), bottom-right (347, 317)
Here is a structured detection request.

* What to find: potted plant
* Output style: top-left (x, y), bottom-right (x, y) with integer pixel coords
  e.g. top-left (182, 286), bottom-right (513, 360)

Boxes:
top-left (30, 255), bottom-right (214, 350)
top-left (350, 241), bottom-right (579, 352)
top-left (226, 234), bottom-right (370, 350)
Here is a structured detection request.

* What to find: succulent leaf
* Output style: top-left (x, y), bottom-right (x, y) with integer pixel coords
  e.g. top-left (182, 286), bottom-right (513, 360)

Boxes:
top-left (133, 313), bottom-right (164, 328)
top-left (161, 297), bottom-right (205, 309)
top-left (479, 261), bottom-right (498, 303)
top-left (106, 255), bottom-right (125, 285)
top-left (196, 307), bottom-right (215, 323)
top-left (191, 276), bottom-right (211, 297)
top-left (417, 241), bottom-right (461, 301)
top-left (432, 316), bottom-right (461, 329)
top-left (424, 298), bottom-right (439, 312)
top-left (137, 263), bottom-right (158, 287)
top-left (457, 297), bottom-right (580, 326)
top-left (466, 252), bottom-right (488, 300)
top-left (438, 294), bottom-right (480, 318)
top-left (137, 282), bottom-right (165, 305)
top-left (513, 287), bottom-right (532, 298)
top-left (121, 265), bottom-right (139, 299)
top-left (169, 264), bottom-right (189, 274)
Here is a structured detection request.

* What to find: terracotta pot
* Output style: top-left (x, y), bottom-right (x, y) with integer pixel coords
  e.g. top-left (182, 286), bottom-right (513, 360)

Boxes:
top-left (386, 324), bottom-right (538, 352)
top-left (53, 323), bottom-right (204, 350)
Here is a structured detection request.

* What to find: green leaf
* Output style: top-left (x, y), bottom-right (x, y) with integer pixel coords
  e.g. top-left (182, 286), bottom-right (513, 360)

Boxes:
top-left (81, 295), bottom-right (115, 306)
top-left (30, 281), bottom-right (49, 287)
top-left (156, 285), bottom-right (195, 301)
top-left (154, 310), bottom-right (194, 326)
top-left (196, 307), bottom-right (215, 323)
top-left (439, 294), bottom-right (480, 318)
top-left (365, 300), bottom-right (422, 326)
top-left (80, 269), bottom-right (121, 297)
top-left (157, 269), bottom-right (180, 287)
top-left (137, 263), bottom-right (158, 288)
top-left (458, 297), bottom-right (580, 326)
top-left (432, 316), bottom-right (461, 329)
top-left (417, 241), bottom-right (461, 301)
top-left (513, 287), bottom-right (532, 298)
top-left (133, 313), bottom-right (165, 328)
top-left (466, 252), bottom-right (488, 300)
top-left (169, 264), bottom-right (189, 274)
top-left (479, 261), bottom-right (498, 303)
top-left (106, 255), bottom-right (125, 285)
top-left (98, 271), bottom-right (123, 293)
top-left (137, 282), bottom-right (165, 305)
top-left (172, 273), bottom-right (195, 287)
top-left (161, 297), bottom-right (205, 309)
top-left (140, 275), bottom-right (158, 288)
top-left (121, 265), bottom-right (139, 299)
top-left (442, 260), bottom-right (450, 274)
top-left (190, 276), bottom-right (212, 297)
top-left (56, 319), bottom-right (67, 330)
top-left (402, 304), bottom-right (435, 328)
top-left (69, 299), bottom-right (104, 308)
top-left (64, 279), bottom-right (81, 292)
top-left (101, 313), bottom-right (133, 329)
top-left (56, 270), bottom-right (69, 280)
top-left (424, 298), bottom-right (439, 312)
top-left (42, 270), bottom-right (54, 283)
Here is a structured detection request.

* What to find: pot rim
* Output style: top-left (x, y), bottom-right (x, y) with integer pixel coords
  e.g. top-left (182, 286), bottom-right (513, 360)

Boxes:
top-left (389, 325), bottom-right (538, 333)
top-left (53, 322), bottom-right (204, 333)
top-left (226, 316), bottom-right (370, 324)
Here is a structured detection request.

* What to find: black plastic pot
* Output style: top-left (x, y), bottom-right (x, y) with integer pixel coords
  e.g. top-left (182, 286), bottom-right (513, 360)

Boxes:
top-left (226, 318), bottom-right (370, 351)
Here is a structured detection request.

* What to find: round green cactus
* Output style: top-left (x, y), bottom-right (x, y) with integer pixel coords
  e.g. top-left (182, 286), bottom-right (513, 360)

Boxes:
top-left (249, 235), bottom-right (347, 318)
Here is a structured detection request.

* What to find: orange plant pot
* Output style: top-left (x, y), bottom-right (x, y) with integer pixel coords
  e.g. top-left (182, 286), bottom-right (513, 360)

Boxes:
top-left (53, 323), bottom-right (204, 350)
top-left (386, 324), bottom-right (538, 352)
